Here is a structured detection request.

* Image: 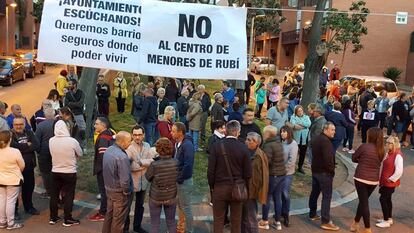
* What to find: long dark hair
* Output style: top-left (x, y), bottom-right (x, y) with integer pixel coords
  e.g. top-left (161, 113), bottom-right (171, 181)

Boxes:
top-left (367, 127), bottom-right (385, 160)
top-left (280, 126), bottom-right (293, 144)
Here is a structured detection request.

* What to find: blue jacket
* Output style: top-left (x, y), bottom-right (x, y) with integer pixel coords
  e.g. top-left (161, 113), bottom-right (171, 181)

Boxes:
top-left (103, 144), bottom-right (133, 194)
top-left (222, 88), bottom-right (235, 105)
top-left (290, 114), bottom-right (311, 145)
top-left (139, 96), bottom-right (158, 124)
top-left (228, 111), bottom-right (243, 123)
top-left (7, 114), bottom-right (31, 131)
top-left (324, 110), bottom-right (348, 141)
top-left (375, 97), bottom-right (390, 113)
top-left (288, 99), bottom-right (299, 118)
top-left (175, 136), bottom-right (194, 184)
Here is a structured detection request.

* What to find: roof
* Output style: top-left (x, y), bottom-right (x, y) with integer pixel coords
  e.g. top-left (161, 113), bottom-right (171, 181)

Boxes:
top-left (343, 75), bottom-right (395, 83)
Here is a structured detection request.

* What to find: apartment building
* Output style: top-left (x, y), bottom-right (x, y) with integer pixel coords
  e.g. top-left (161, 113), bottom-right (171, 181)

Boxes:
top-left (253, 0), bottom-right (414, 85)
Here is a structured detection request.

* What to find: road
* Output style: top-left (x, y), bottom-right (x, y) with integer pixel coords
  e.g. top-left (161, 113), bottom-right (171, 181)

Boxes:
top-left (0, 65), bottom-right (64, 117)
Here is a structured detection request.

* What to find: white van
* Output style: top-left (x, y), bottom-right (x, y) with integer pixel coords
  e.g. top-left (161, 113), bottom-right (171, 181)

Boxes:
top-left (340, 75), bottom-right (399, 98)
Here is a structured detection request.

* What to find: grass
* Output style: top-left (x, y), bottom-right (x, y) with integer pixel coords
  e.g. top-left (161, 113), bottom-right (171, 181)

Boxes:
top-left (75, 75), bottom-right (315, 199)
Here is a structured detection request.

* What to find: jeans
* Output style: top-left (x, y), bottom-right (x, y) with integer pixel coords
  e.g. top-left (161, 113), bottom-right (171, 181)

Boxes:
top-left (177, 178), bottom-right (193, 232)
top-left (0, 186), bottom-right (20, 226)
top-left (354, 180), bottom-right (376, 228)
top-left (41, 171), bottom-right (53, 195)
top-left (281, 175), bottom-right (293, 217)
top-left (50, 172), bottom-right (77, 220)
top-left (102, 191), bottom-right (131, 233)
top-left (144, 122), bottom-right (157, 146)
top-left (262, 175), bottom-right (286, 221)
top-left (309, 173), bottom-right (334, 224)
top-left (125, 190), bottom-right (146, 232)
top-left (241, 199), bottom-right (259, 233)
top-left (307, 146), bottom-right (313, 165)
top-left (331, 138), bottom-right (342, 154)
top-left (190, 130), bottom-right (199, 151)
top-left (212, 184), bottom-right (243, 233)
top-left (97, 172), bottom-right (107, 214)
top-left (180, 116), bottom-right (189, 133)
top-left (149, 199), bottom-right (176, 233)
top-left (200, 112), bottom-right (208, 141)
top-left (343, 125), bottom-right (355, 149)
top-left (21, 169), bottom-right (35, 211)
top-left (379, 186), bottom-right (395, 221)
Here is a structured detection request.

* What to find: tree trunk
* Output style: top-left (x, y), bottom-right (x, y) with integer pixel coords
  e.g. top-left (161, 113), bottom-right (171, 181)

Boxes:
top-left (78, 67), bottom-right (100, 143)
top-left (267, 32), bottom-right (271, 68)
top-left (340, 43), bottom-right (347, 69)
top-left (301, 0), bottom-right (328, 112)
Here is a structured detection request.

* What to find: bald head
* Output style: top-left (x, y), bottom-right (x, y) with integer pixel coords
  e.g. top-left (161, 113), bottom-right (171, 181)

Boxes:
top-left (115, 131), bottom-right (132, 150)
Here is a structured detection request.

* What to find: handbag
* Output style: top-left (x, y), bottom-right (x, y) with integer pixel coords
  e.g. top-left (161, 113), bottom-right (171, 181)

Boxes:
top-left (220, 142), bottom-right (248, 202)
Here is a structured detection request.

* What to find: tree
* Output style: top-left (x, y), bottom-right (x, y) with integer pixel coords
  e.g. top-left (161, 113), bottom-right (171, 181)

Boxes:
top-left (324, 0), bottom-right (370, 67)
top-left (251, 0), bottom-right (286, 67)
top-left (33, 0), bottom-right (44, 23)
top-left (300, 0), bottom-right (328, 111)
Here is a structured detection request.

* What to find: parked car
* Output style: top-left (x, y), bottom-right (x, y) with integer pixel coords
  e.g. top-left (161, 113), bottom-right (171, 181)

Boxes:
top-left (340, 75), bottom-right (399, 98)
top-left (250, 56), bottom-right (276, 73)
top-left (0, 57), bottom-right (26, 86)
top-left (16, 49), bottom-right (46, 78)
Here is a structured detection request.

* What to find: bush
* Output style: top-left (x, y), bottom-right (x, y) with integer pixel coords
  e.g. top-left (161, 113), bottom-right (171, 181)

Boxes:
top-left (383, 67), bottom-right (403, 84)
top-left (261, 69), bottom-right (277, 76)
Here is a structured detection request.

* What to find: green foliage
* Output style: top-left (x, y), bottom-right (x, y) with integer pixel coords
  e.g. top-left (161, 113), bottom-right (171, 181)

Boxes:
top-left (16, 0), bottom-right (27, 31)
top-left (383, 67), bottom-right (403, 84)
top-left (323, 1), bottom-right (370, 57)
top-left (33, 0), bottom-right (44, 23)
top-left (251, 0), bottom-right (286, 36)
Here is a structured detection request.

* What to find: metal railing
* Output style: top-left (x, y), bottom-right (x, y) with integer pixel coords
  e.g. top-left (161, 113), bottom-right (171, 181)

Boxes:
top-left (282, 29), bottom-right (300, 45)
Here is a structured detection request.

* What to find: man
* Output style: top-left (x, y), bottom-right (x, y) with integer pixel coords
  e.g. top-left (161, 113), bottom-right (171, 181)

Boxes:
top-left (240, 108), bottom-right (262, 141)
top-left (6, 104), bottom-right (31, 130)
top-left (329, 64), bottom-right (340, 81)
top-left (172, 122), bottom-right (194, 233)
top-left (222, 81), bottom-right (235, 107)
top-left (30, 99), bottom-right (53, 131)
top-left (324, 102), bottom-right (347, 153)
top-left (198, 85), bottom-right (211, 141)
top-left (49, 120), bottom-right (83, 226)
top-left (210, 93), bottom-right (225, 130)
top-left (359, 84), bottom-right (377, 112)
top-left (177, 89), bottom-right (190, 130)
top-left (67, 66), bottom-right (79, 82)
top-left (208, 120), bottom-right (252, 233)
top-left (308, 104), bottom-right (327, 163)
top-left (96, 75), bottom-right (111, 116)
top-left (11, 117), bottom-right (40, 215)
top-left (266, 97), bottom-right (291, 139)
top-left (206, 120), bottom-right (226, 155)
top-left (102, 131), bottom-right (133, 233)
top-left (0, 101), bottom-right (10, 131)
top-left (64, 79), bottom-right (86, 148)
top-left (245, 70), bottom-right (256, 105)
top-left (242, 132), bottom-right (268, 233)
top-left (309, 122), bottom-right (340, 231)
top-left (124, 125), bottom-right (154, 233)
top-left (138, 88), bottom-right (158, 146)
top-left (35, 108), bottom-right (56, 197)
top-left (89, 117), bottom-right (115, 222)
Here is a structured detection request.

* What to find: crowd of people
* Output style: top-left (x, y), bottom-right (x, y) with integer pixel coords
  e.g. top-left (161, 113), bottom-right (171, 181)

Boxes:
top-left (0, 64), bottom-right (407, 233)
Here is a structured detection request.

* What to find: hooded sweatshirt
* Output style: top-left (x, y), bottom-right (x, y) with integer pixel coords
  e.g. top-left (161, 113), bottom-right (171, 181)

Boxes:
top-left (49, 120), bottom-right (83, 173)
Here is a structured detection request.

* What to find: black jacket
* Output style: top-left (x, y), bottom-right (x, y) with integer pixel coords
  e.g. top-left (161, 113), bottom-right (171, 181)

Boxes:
top-left (211, 102), bottom-right (224, 122)
top-left (30, 108), bottom-right (45, 132)
top-left (245, 74), bottom-right (256, 90)
top-left (139, 96), bottom-right (158, 124)
top-left (206, 133), bottom-right (223, 155)
top-left (311, 134), bottom-right (335, 175)
top-left (94, 129), bottom-right (115, 175)
top-left (392, 100), bottom-right (410, 122)
top-left (359, 91), bottom-right (377, 111)
top-left (240, 122), bottom-right (262, 141)
top-left (165, 84), bottom-right (179, 102)
top-left (158, 98), bottom-right (169, 115)
top-left (132, 95), bottom-right (144, 117)
top-left (201, 93), bottom-right (212, 113)
top-left (145, 156), bottom-right (178, 204)
top-left (175, 136), bottom-right (195, 184)
top-left (96, 83), bottom-right (111, 103)
top-left (34, 119), bottom-right (55, 172)
top-left (177, 96), bottom-right (189, 117)
top-left (208, 137), bottom-right (252, 188)
top-left (11, 129), bottom-right (40, 170)
top-left (64, 89), bottom-right (85, 115)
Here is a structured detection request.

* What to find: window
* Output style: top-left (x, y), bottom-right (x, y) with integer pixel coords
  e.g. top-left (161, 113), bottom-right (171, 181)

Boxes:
top-left (0, 59), bottom-right (12, 69)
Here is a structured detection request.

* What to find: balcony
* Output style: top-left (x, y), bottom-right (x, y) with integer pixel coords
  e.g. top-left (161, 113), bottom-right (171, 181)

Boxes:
top-left (302, 28), bottom-right (328, 42)
top-left (282, 29), bottom-right (300, 45)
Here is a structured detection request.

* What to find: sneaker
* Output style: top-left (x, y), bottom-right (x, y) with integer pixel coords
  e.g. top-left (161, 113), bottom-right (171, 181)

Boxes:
top-left (309, 215), bottom-right (321, 221)
top-left (375, 220), bottom-right (391, 228)
top-left (6, 223), bottom-right (23, 230)
top-left (49, 217), bottom-right (62, 225)
top-left (96, 194), bottom-right (101, 200)
top-left (348, 149), bottom-right (355, 154)
top-left (376, 218), bottom-right (393, 225)
top-left (258, 220), bottom-right (269, 230)
top-left (320, 221), bottom-right (340, 231)
top-left (275, 221), bottom-right (282, 231)
top-left (88, 213), bottom-right (105, 222)
top-left (342, 148), bottom-right (349, 152)
top-left (26, 207), bottom-right (40, 215)
top-left (0, 222), bottom-right (7, 229)
top-left (63, 218), bottom-right (80, 227)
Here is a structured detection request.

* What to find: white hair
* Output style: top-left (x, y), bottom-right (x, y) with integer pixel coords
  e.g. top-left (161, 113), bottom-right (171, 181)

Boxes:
top-left (157, 87), bottom-right (165, 95)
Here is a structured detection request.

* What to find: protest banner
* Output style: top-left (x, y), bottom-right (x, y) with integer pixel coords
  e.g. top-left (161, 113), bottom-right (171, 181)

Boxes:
top-left (37, 0), bottom-right (247, 80)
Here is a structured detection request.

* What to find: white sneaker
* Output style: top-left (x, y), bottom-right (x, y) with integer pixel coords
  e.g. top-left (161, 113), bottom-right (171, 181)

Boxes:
top-left (348, 149), bottom-right (355, 154)
top-left (275, 221), bottom-right (282, 231)
top-left (258, 220), bottom-right (269, 230)
top-left (376, 220), bottom-right (391, 228)
top-left (342, 148), bottom-right (349, 152)
top-left (376, 218), bottom-right (393, 225)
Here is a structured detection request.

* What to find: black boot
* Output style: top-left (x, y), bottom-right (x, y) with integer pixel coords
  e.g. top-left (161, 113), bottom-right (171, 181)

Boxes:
top-left (283, 215), bottom-right (289, 227)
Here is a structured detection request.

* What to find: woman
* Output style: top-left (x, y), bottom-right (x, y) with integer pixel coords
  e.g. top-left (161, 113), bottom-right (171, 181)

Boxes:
top-left (165, 79), bottom-right (180, 114)
top-left (47, 89), bottom-right (61, 110)
top-left (280, 126), bottom-right (298, 227)
top-left (266, 77), bottom-right (274, 110)
top-left (255, 83), bottom-right (266, 118)
top-left (268, 79), bottom-right (280, 108)
top-left (347, 80), bottom-right (359, 100)
top-left (55, 70), bottom-right (68, 99)
top-left (289, 105), bottom-right (311, 173)
top-left (0, 130), bottom-right (25, 230)
top-left (145, 138), bottom-right (178, 233)
top-left (130, 73), bottom-right (140, 95)
top-left (156, 88), bottom-right (169, 119)
top-left (375, 90), bottom-right (389, 130)
top-left (187, 93), bottom-right (203, 152)
top-left (113, 72), bottom-right (128, 113)
top-left (376, 136), bottom-right (404, 229)
top-left (350, 127), bottom-right (384, 233)
top-left (58, 107), bottom-right (80, 144)
top-left (342, 99), bottom-right (356, 154)
top-left (392, 92), bottom-right (410, 143)
top-left (157, 106), bottom-right (175, 144)
top-left (361, 100), bottom-right (379, 143)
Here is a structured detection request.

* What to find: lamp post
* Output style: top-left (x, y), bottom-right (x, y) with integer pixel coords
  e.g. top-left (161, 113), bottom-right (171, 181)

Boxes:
top-left (5, 2), bottom-right (17, 55)
top-left (248, 11), bottom-right (265, 68)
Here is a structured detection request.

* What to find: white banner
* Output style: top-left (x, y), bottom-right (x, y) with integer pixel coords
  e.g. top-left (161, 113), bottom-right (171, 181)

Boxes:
top-left (37, 0), bottom-right (247, 80)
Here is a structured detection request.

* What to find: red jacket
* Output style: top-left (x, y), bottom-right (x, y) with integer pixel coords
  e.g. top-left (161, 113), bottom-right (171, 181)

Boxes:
top-left (329, 86), bottom-right (340, 101)
top-left (157, 120), bottom-right (174, 144)
top-left (380, 150), bottom-right (403, 188)
top-left (329, 68), bottom-right (341, 81)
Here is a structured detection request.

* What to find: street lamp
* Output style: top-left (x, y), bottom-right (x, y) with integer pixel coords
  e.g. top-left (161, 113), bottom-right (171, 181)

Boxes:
top-left (6, 1), bottom-right (17, 55)
top-left (248, 10), bottom-right (265, 68)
